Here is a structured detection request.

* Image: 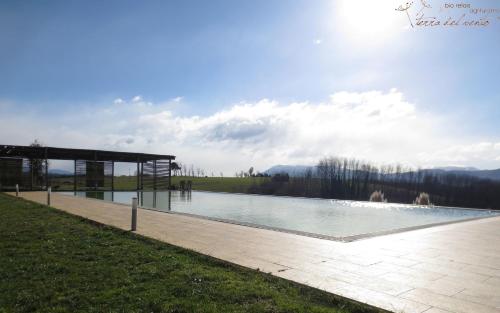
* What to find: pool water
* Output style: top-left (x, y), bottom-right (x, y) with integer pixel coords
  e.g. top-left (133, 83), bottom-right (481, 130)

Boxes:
top-left (62, 191), bottom-right (498, 240)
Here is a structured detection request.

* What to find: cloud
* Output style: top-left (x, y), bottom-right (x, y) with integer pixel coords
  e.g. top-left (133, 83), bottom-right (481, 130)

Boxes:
top-left (1, 90), bottom-right (499, 174)
top-left (313, 39), bottom-right (322, 45)
top-left (419, 142), bottom-right (500, 166)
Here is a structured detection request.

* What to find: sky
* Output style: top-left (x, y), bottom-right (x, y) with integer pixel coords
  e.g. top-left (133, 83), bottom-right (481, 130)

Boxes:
top-left (1, 0), bottom-right (500, 174)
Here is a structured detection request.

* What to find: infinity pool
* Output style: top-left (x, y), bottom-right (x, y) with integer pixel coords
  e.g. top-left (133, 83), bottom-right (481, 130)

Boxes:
top-left (62, 191), bottom-right (498, 240)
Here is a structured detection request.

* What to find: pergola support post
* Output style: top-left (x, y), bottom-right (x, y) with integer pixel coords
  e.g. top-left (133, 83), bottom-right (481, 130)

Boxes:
top-left (168, 159), bottom-right (172, 190)
top-left (73, 160), bottom-right (77, 192)
top-left (44, 148), bottom-right (49, 190)
top-left (93, 151), bottom-right (98, 191)
top-left (153, 160), bottom-right (157, 190)
top-left (136, 158), bottom-right (140, 191)
top-left (111, 161), bottom-right (115, 192)
top-left (30, 160), bottom-right (33, 191)
top-left (140, 162), bottom-right (144, 190)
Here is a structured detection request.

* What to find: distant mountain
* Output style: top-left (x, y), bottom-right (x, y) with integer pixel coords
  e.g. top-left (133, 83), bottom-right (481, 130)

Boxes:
top-left (49, 169), bottom-right (72, 176)
top-left (433, 168), bottom-right (500, 181)
top-left (264, 165), bottom-right (314, 177)
top-left (264, 165), bottom-right (500, 182)
top-left (434, 166), bottom-right (478, 172)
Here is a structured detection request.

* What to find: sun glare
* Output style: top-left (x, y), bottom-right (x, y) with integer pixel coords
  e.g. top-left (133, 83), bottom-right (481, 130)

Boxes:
top-left (336, 0), bottom-right (403, 43)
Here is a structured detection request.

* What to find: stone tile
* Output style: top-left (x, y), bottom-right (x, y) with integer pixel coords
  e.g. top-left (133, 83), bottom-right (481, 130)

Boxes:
top-left (319, 258), bottom-right (396, 277)
top-left (275, 268), bottom-right (350, 291)
top-left (333, 284), bottom-right (430, 313)
top-left (422, 308), bottom-right (454, 313)
top-left (384, 272), bottom-right (465, 297)
top-left (400, 288), bottom-right (499, 313)
top-left (484, 276), bottom-right (500, 288)
top-left (392, 266), bottom-right (446, 281)
top-left (325, 252), bottom-right (383, 266)
top-left (301, 264), bottom-right (414, 296)
top-left (410, 263), bottom-right (490, 283)
top-left (462, 264), bottom-right (500, 277)
top-left (403, 254), bottom-right (468, 270)
top-left (455, 288), bottom-right (500, 309)
top-left (378, 256), bottom-right (421, 268)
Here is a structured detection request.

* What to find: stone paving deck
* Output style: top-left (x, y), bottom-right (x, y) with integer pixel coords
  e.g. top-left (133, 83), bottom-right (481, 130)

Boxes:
top-left (10, 192), bottom-right (500, 313)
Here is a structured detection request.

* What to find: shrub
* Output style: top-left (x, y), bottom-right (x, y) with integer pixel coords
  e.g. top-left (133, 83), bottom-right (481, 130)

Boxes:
top-left (369, 191), bottom-right (387, 202)
top-left (414, 192), bottom-right (431, 205)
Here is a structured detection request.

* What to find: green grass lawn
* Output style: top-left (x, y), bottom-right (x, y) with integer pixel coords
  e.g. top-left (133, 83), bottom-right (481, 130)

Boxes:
top-left (170, 176), bottom-right (268, 193)
top-left (50, 176), bottom-right (269, 193)
top-left (0, 193), bottom-right (379, 313)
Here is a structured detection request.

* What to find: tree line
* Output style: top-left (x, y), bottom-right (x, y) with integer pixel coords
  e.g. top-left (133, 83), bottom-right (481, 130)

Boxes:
top-left (172, 162), bottom-right (223, 178)
top-left (248, 156), bottom-right (500, 210)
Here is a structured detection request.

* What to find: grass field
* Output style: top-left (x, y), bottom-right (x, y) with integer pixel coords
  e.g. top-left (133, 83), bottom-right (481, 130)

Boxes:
top-left (0, 193), bottom-right (378, 313)
top-left (50, 175), bottom-right (269, 193)
top-left (171, 176), bottom-right (269, 193)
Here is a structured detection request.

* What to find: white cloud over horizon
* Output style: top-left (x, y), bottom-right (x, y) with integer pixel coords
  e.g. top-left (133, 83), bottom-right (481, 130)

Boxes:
top-left (1, 90), bottom-right (500, 175)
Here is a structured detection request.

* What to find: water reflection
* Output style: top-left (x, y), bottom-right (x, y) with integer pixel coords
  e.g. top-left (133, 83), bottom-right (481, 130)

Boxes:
top-left (179, 190), bottom-right (192, 202)
top-left (73, 190), bottom-right (174, 211)
top-left (137, 191), bottom-right (172, 211)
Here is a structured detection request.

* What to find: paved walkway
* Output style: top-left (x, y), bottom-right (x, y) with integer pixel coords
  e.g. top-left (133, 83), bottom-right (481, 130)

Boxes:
top-left (10, 192), bottom-right (500, 313)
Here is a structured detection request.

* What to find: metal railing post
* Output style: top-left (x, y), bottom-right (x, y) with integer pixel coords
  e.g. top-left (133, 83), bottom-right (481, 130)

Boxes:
top-left (47, 187), bottom-right (51, 206)
top-left (16, 184), bottom-right (19, 197)
top-left (131, 197), bottom-right (138, 231)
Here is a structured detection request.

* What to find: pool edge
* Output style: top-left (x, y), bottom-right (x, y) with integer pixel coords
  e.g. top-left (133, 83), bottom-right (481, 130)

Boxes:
top-left (56, 191), bottom-right (500, 243)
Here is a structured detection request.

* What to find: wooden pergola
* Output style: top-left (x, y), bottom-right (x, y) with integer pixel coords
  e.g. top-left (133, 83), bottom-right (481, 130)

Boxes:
top-left (0, 145), bottom-right (175, 191)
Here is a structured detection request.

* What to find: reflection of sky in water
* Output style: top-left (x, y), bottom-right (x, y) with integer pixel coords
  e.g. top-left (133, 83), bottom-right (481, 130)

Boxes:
top-left (62, 191), bottom-right (498, 238)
